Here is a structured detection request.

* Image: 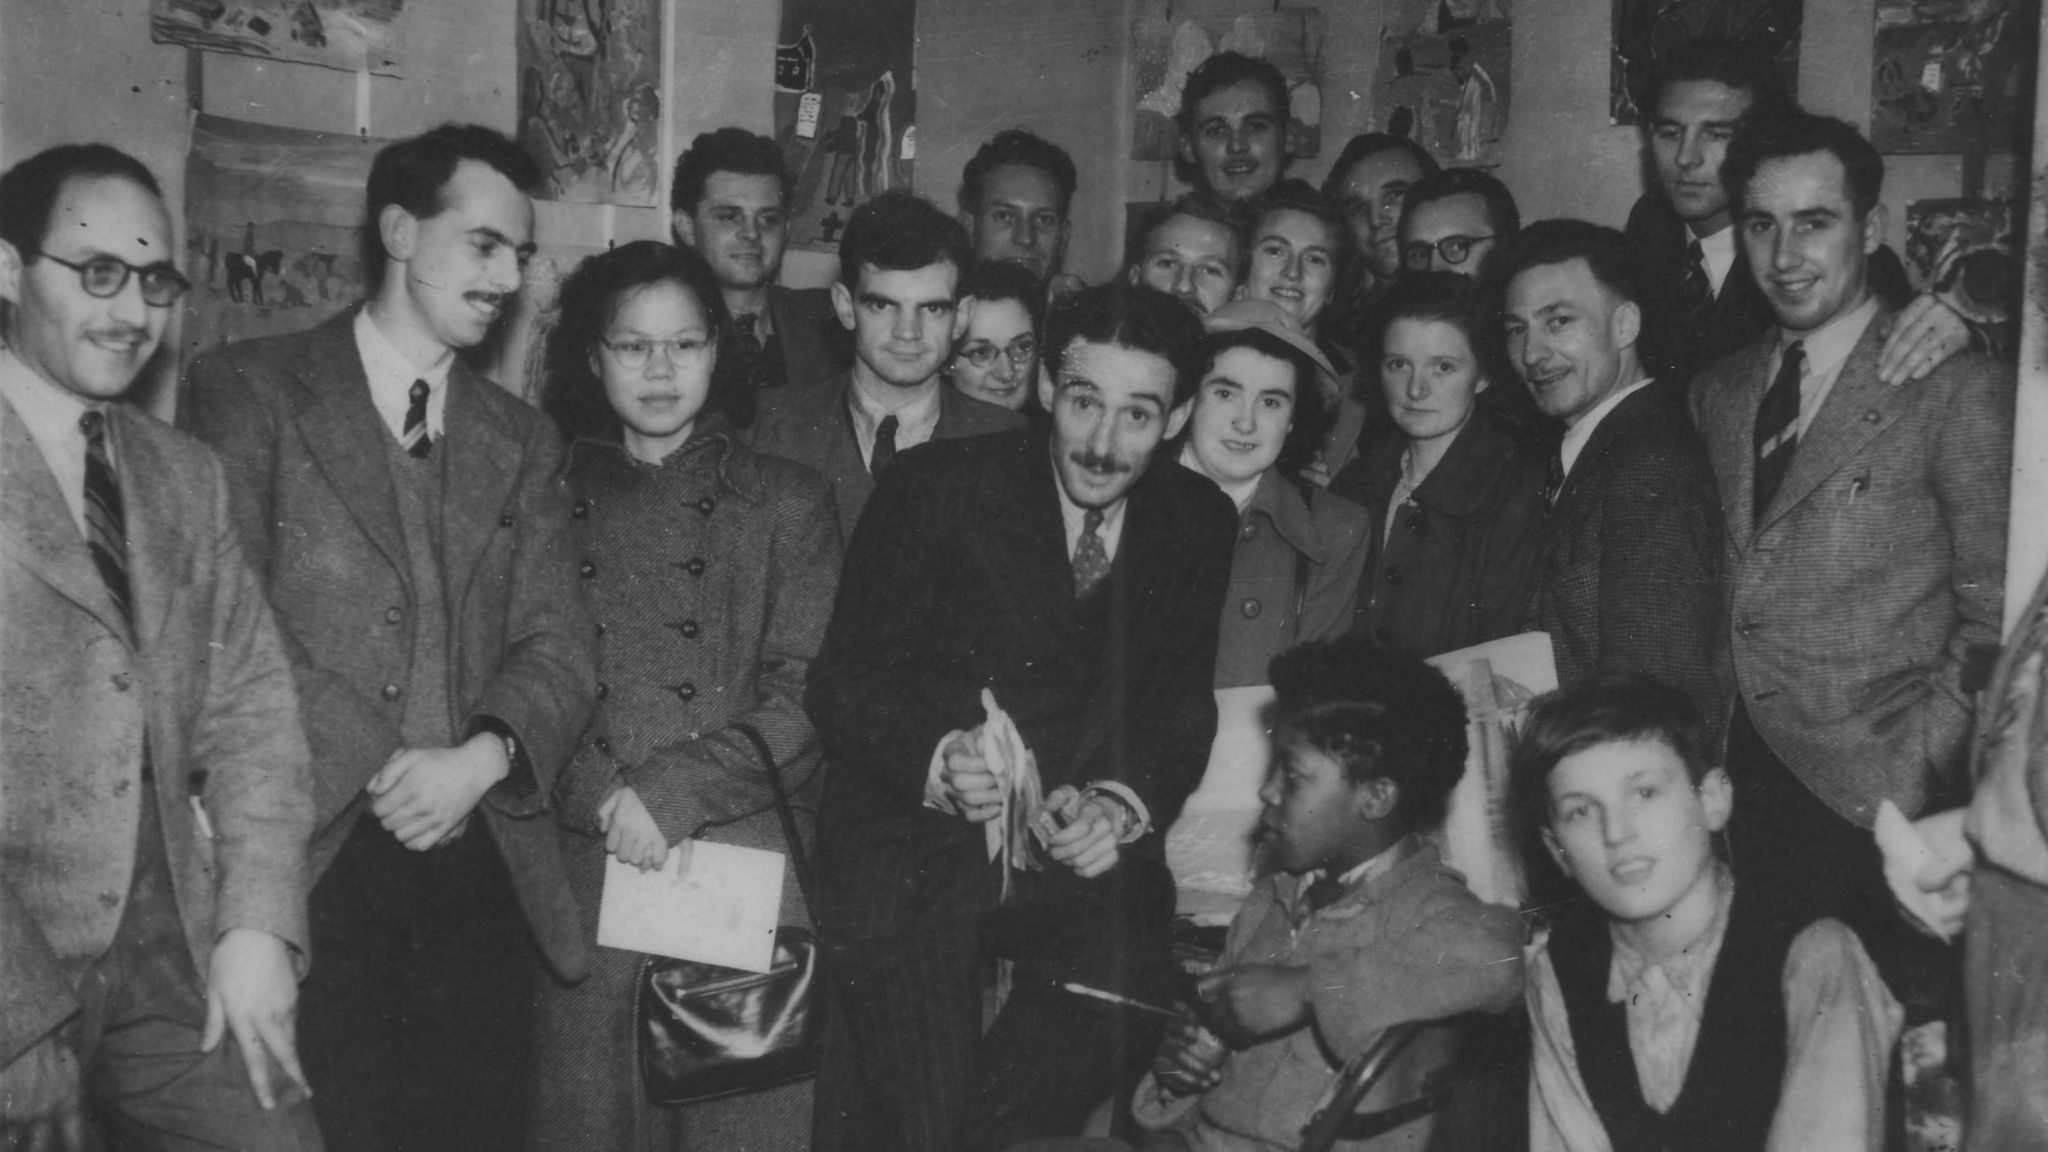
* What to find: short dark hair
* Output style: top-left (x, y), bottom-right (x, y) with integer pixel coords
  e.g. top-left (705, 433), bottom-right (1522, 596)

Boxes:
top-left (960, 258), bottom-right (1047, 334)
top-left (1249, 178), bottom-right (1353, 286)
top-left (0, 143), bottom-right (163, 257)
top-left (1190, 326), bottom-right (1330, 479)
top-left (1722, 109), bottom-right (1885, 220)
top-left (1321, 133), bottom-right (1441, 201)
top-left (363, 124), bottom-right (541, 287)
top-left (670, 127), bottom-right (788, 220)
top-left (1510, 674), bottom-right (1714, 840)
top-left (1269, 634), bottom-right (1469, 832)
top-left (835, 190), bottom-right (973, 291)
top-left (1375, 270), bottom-right (1509, 398)
top-left (1044, 282), bottom-right (1207, 409)
top-left (1646, 36), bottom-right (1790, 120)
top-left (1491, 218), bottom-right (1645, 309)
top-left (1403, 166), bottom-right (1521, 245)
top-left (1176, 51), bottom-right (1290, 137)
top-left (958, 128), bottom-right (1077, 218)
top-left (1123, 192), bottom-right (1252, 280)
top-left (541, 240), bottom-right (748, 443)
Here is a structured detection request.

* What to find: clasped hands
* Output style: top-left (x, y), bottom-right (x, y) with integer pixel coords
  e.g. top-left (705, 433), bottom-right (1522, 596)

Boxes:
top-left (938, 726), bottom-right (1125, 878)
top-left (366, 733), bottom-right (509, 851)
top-left (1153, 964), bottom-right (1312, 1097)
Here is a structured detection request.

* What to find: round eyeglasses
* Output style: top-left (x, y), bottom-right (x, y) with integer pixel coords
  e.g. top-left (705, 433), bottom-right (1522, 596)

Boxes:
top-left (33, 251), bottom-right (192, 307)
top-left (600, 337), bottom-right (710, 369)
top-left (957, 335), bottom-right (1037, 371)
top-left (1401, 234), bottom-right (1497, 271)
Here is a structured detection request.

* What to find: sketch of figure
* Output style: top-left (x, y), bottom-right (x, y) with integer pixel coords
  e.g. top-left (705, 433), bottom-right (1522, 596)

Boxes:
top-left (856, 71), bottom-right (897, 201)
top-left (1137, 20), bottom-right (1216, 117)
top-left (822, 93), bottom-right (862, 206)
top-left (1452, 37), bottom-right (1497, 161)
top-left (606, 82), bottom-right (659, 203)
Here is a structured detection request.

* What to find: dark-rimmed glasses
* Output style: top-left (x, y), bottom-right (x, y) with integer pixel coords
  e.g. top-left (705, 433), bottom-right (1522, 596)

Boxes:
top-left (33, 251), bottom-right (191, 307)
top-left (1401, 234), bottom-right (1497, 271)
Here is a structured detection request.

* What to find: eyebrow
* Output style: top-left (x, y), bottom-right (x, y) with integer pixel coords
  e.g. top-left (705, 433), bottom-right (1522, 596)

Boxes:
top-left (858, 291), bottom-right (956, 309)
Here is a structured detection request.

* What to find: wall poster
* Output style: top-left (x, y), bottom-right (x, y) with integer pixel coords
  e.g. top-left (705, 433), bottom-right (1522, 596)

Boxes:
top-left (1129, 3), bottom-right (1329, 163)
top-left (1872, 0), bottom-right (2029, 155)
top-left (1609, 0), bottom-right (1799, 125)
top-left (1906, 196), bottom-right (2021, 360)
top-left (151, 0), bottom-right (404, 73)
top-left (517, 0), bottom-right (664, 207)
top-left (1372, 0), bottom-right (1510, 168)
top-left (773, 0), bottom-right (917, 252)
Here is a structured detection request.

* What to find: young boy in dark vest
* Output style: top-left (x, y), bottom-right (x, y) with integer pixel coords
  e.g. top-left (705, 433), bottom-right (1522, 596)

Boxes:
top-left (1516, 675), bottom-right (1902, 1152)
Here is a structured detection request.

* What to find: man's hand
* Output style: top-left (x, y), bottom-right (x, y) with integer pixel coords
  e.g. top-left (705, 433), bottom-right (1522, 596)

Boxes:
top-left (1197, 964), bottom-right (1312, 1047)
top-left (1880, 806), bottom-right (1973, 941)
top-left (1043, 791), bottom-right (1126, 879)
top-left (1151, 1019), bottom-right (1228, 1097)
top-left (597, 785), bottom-right (668, 871)
top-left (202, 928), bottom-right (311, 1111)
top-left (367, 735), bottom-right (508, 851)
top-left (939, 727), bottom-right (1004, 824)
top-left (0, 1034), bottom-right (83, 1151)
top-left (1877, 293), bottom-right (1970, 385)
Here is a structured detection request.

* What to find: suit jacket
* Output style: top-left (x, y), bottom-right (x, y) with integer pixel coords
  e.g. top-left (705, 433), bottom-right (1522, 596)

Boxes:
top-left (806, 428), bottom-right (1237, 944)
top-left (177, 309), bottom-right (597, 981)
top-left (767, 285), bottom-right (851, 392)
top-left (1529, 384), bottom-right (1722, 715)
top-left (1691, 315), bottom-right (2011, 825)
top-left (742, 371), bottom-right (1025, 535)
top-left (0, 397), bottom-right (314, 1066)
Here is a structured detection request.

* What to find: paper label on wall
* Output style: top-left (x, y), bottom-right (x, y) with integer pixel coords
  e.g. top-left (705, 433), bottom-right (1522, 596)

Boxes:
top-left (598, 840), bottom-right (786, 972)
top-left (796, 91), bottom-right (823, 139)
top-left (900, 125), bottom-right (916, 161)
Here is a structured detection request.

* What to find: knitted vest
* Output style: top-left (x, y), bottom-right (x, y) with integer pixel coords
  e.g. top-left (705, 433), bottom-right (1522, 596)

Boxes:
top-left (381, 430), bottom-right (454, 749)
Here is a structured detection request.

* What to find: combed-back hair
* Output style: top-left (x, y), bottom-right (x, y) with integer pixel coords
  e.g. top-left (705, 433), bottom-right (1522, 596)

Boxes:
top-left (1176, 51), bottom-right (1290, 136)
top-left (669, 127), bottom-right (789, 218)
top-left (1402, 166), bottom-right (1521, 248)
top-left (1722, 109), bottom-right (1885, 220)
top-left (362, 123), bottom-right (541, 287)
top-left (0, 143), bottom-right (162, 256)
top-left (835, 189), bottom-right (973, 290)
top-left (1645, 36), bottom-right (1791, 120)
top-left (958, 128), bottom-right (1077, 217)
top-left (1320, 133), bottom-right (1440, 201)
top-left (960, 259), bottom-right (1047, 334)
top-left (1043, 282), bottom-right (1207, 409)
top-left (1510, 673), bottom-right (1715, 842)
top-left (1269, 634), bottom-right (1469, 832)
top-left (1489, 218), bottom-right (1645, 308)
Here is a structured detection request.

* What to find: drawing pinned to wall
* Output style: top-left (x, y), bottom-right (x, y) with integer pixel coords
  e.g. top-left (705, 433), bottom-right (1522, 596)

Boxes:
top-left (1872, 0), bottom-right (2028, 154)
top-left (516, 0), bottom-right (663, 207)
top-left (773, 1), bottom-right (917, 253)
top-left (1906, 197), bottom-right (2020, 359)
top-left (182, 115), bottom-right (384, 359)
top-left (1609, 0), bottom-right (1798, 125)
top-left (1372, 0), bottom-right (1510, 168)
top-left (1129, 2), bottom-right (1328, 162)
top-left (151, 0), bottom-right (404, 73)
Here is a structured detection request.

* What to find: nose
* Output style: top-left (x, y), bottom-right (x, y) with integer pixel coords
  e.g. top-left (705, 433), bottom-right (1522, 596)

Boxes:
top-left (1601, 805), bottom-right (1635, 848)
top-left (1404, 367), bottom-right (1428, 403)
top-left (1428, 249), bottom-right (1454, 274)
top-left (1675, 130), bottom-right (1704, 171)
top-left (1770, 227), bottom-right (1800, 272)
top-left (1226, 126), bottom-right (1249, 155)
top-left (1229, 394), bottom-right (1256, 434)
top-left (108, 272), bottom-right (151, 326)
top-left (1084, 406), bottom-right (1115, 456)
top-left (488, 248), bottom-right (523, 295)
top-left (1280, 252), bottom-right (1303, 282)
top-left (890, 306), bottom-right (920, 342)
top-left (1017, 216), bottom-right (1038, 248)
top-left (737, 213), bottom-right (760, 241)
top-left (989, 350), bottom-right (1017, 382)
top-left (1257, 774), bottom-right (1281, 809)
top-left (644, 343), bottom-right (677, 376)
top-left (1172, 264), bottom-right (1199, 302)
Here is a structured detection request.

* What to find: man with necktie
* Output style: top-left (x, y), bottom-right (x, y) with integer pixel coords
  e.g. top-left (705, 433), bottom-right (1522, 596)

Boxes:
top-left (807, 283), bottom-right (1236, 1152)
top-left (0, 143), bottom-right (319, 1148)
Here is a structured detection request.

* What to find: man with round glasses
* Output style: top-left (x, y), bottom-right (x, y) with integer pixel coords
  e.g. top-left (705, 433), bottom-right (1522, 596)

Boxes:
top-left (0, 143), bottom-right (320, 1148)
top-left (1397, 166), bottom-right (1520, 280)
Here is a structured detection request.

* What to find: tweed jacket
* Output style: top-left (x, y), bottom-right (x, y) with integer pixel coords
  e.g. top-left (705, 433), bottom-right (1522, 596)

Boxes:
top-left (806, 428), bottom-right (1236, 944)
top-left (1529, 384), bottom-right (1722, 715)
top-left (766, 285), bottom-right (852, 393)
top-left (1337, 408), bottom-right (1549, 659)
top-left (741, 370), bottom-right (1025, 535)
top-left (1213, 468), bottom-right (1373, 688)
top-left (1690, 315), bottom-right (2011, 825)
top-left (0, 396), bottom-right (314, 1066)
top-left (177, 308), bottom-right (597, 981)
top-left (552, 427), bottom-right (841, 921)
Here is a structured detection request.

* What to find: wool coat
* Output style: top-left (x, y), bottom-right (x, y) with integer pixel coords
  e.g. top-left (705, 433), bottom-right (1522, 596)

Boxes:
top-left (1212, 468), bottom-right (1373, 688)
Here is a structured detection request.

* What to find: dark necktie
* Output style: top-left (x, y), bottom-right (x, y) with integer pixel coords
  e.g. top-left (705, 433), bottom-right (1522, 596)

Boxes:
top-left (1677, 240), bottom-right (1713, 327)
top-left (1543, 445), bottom-right (1566, 506)
top-left (731, 313), bottom-right (766, 391)
top-left (870, 414), bottom-right (898, 481)
top-left (80, 409), bottom-right (132, 627)
top-left (1072, 508), bottom-right (1111, 599)
top-left (402, 379), bottom-right (432, 458)
top-left (1753, 341), bottom-right (1805, 521)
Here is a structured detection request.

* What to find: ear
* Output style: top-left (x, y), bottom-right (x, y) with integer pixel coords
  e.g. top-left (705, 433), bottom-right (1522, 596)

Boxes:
top-left (1474, 373), bottom-right (1492, 396)
top-left (952, 294), bottom-right (977, 344)
top-left (1610, 298), bottom-right (1642, 352)
top-left (1126, 264), bottom-right (1144, 289)
top-left (1698, 766), bottom-right (1734, 834)
top-left (1353, 776), bottom-right (1399, 821)
top-left (1037, 365), bottom-right (1059, 413)
top-left (1861, 203), bottom-right (1888, 257)
top-left (1162, 397), bottom-right (1193, 442)
top-left (379, 203), bottom-right (418, 268)
top-left (672, 209), bottom-right (698, 249)
top-left (829, 280), bottom-right (857, 332)
top-left (1283, 118), bottom-right (1309, 161)
top-left (1178, 131), bottom-right (1197, 167)
top-left (1539, 826), bottom-right (1571, 876)
top-left (0, 236), bottom-right (23, 307)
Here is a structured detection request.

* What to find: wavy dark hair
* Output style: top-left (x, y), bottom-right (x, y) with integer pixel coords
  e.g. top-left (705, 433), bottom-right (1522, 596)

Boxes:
top-left (1185, 326), bottom-right (1331, 482)
top-left (1373, 270), bottom-right (1510, 410)
top-left (362, 124), bottom-right (540, 288)
top-left (1246, 179), bottom-right (1354, 322)
top-left (541, 240), bottom-right (745, 445)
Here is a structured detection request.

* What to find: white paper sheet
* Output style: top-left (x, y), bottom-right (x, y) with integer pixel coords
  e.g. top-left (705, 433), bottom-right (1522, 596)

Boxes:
top-left (597, 840), bottom-right (787, 972)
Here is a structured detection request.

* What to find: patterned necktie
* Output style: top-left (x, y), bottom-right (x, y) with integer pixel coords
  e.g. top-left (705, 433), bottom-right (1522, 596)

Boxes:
top-left (1753, 341), bottom-right (1805, 521)
top-left (1543, 445), bottom-right (1566, 506)
top-left (79, 409), bottom-right (132, 627)
top-left (730, 313), bottom-right (766, 391)
top-left (1677, 240), bottom-right (1713, 328)
top-left (402, 379), bottom-right (432, 458)
top-left (870, 414), bottom-right (898, 481)
top-left (1072, 508), bottom-right (1111, 599)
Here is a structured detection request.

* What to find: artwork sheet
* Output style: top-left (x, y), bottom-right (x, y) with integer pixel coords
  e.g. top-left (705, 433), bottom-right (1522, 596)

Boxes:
top-left (1372, 0), bottom-right (1510, 168)
top-left (1872, 0), bottom-right (2028, 155)
top-left (1129, 2), bottom-right (1328, 162)
top-left (517, 0), bottom-right (664, 207)
top-left (152, 0), bottom-right (404, 74)
top-left (773, 0), bottom-right (918, 252)
top-left (1609, 0), bottom-right (1798, 125)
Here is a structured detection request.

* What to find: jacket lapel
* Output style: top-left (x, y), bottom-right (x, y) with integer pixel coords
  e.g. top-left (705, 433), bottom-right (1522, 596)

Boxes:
top-left (107, 409), bottom-right (178, 651)
top-left (289, 312), bottom-right (409, 585)
top-left (1714, 343), bottom-right (1773, 545)
top-left (439, 363), bottom-right (523, 601)
top-left (1756, 318), bottom-right (1898, 533)
top-left (0, 396), bottom-right (130, 641)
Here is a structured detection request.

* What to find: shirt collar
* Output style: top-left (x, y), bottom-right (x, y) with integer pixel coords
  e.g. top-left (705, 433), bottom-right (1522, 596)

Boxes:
top-left (1177, 441), bottom-right (1260, 511)
top-left (0, 345), bottom-right (96, 450)
top-left (1559, 374), bottom-right (1657, 479)
top-left (354, 306), bottom-right (452, 440)
top-left (1779, 293), bottom-right (1880, 383)
top-left (846, 372), bottom-right (942, 448)
top-left (1051, 452), bottom-right (1129, 562)
top-left (1695, 224), bottom-right (1737, 295)
top-left (1607, 863), bottom-right (1734, 1008)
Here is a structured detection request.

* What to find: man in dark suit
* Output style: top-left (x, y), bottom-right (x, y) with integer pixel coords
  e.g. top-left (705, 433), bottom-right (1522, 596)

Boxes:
top-left (1692, 111), bottom-right (2009, 995)
top-left (807, 283), bottom-right (1236, 1152)
top-left (1624, 37), bottom-right (1969, 390)
top-left (0, 144), bottom-right (318, 1147)
top-left (745, 190), bottom-right (1023, 535)
top-left (179, 125), bottom-right (596, 1152)
top-left (1501, 220), bottom-right (1722, 715)
top-left (670, 127), bottom-right (848, 397)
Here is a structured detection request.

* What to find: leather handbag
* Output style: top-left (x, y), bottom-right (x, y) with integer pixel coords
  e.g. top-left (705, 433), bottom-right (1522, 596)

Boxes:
top-left (638, 722), bottom-right (821, 1106)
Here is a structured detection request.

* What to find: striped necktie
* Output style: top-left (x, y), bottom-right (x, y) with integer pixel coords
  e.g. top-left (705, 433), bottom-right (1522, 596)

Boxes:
top-left (1753, 342), bottom-right (1804, 521)
top-left (79, 409), bottom-right (132, 627)
top-left (402, 379), bottom-right (432, 458)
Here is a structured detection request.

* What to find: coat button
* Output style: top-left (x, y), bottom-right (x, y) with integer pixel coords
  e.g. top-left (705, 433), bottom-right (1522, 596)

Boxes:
top-left (385, 606), bottom-right (403, 624)
top-left (500, 514), bottom-right (515, 528)
top-left (595, 621), bottom-right (607, 637)
top-left (381, 683), bottom-right (401, 702)
top-left (670, 620), bottom-right (700, 639)
top-left (1384, 568), bottom-right (1404, 586)
top-left (100, 891), bottom-right (121, 909)
top-left (672, 683), bottom-right (697, 702)
top-left (1240, 598), bottom-right (1262, 619)
top-left (572, 500), bottom-right (590, 519)
top-left (580, 561), bottom-right (597, 579)
top-left (696, 497), bottom-right (716, 515)
top-left (113, 779), bottom-right (131, 797)
top-left (596, 681), bottom-right (609, 700)
top-left (596, 737), bottom-right (611, 754)
top-left (1239, 521), bottom-right (1258, 542)
top-left (109, 672), bottom-right (131, 692)
top-left (684, 557), bottom-right (706, 577)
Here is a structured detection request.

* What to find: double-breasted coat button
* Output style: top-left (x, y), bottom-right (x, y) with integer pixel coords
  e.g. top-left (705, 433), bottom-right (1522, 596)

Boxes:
top-left (580, 561), bottom-right (597, 579)
top-left (596, 737), bottom-right (611, 754)
top-left (499, 514), bottom-right (515, 528)
top-left (385, 606), bottom-right (404, 624)
top-left (696, 497), bottom-right (717, 515)
top-left (673, 683), bottom-right (697, 702)
top-left (1239, 521), bottom-right (1258, 543)
top-left (113, 779), bottom-right (130, 797)
top-left (381, 683), bottom-right (401, 702)
top-left (596, 682), bottom-right (609, 700)
top-left (572, 500), bottom-right (590, 518)
top-left (1384, 569), bottom-right (1404, 586)
top-left (684, 557), bottom-right (706, 576)
top-left (1240, 598), bottom-right (1262, 619)
top-left (109, 672), bottom-right (130, 692)
top-left (100, 891), bottom-right (121, 909)
top-left (669, 620), bottom-right (701, 639)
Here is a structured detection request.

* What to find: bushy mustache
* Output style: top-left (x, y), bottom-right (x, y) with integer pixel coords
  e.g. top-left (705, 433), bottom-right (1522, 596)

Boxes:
top-left (1068, 449), bottom-right (1132, 475)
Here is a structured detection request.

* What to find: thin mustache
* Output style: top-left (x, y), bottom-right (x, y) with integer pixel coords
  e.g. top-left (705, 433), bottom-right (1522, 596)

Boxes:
top-left (1069, 451), bottom-right (1131, 474)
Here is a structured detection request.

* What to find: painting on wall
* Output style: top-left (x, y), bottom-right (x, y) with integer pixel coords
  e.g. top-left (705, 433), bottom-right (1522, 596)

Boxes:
top-left (181, 115), bottom-right (384, 361)
top-left (151, 0), bottom-right (404, 74)
top-left (516, 0), bottom-right (663, 207)
top-left (1129, 3), bottom-right (1329, 162)
top-left (1609, 0), bottom-right (1799, 125)
top-left (1872, 0), bottom-right (2028, 154)
top-left (1906, 196), bottom-right (2020, 359)
top-left (772, 0), bottom-right (917, 253)
top-left (1372, 0), bottom-right (1510, 168)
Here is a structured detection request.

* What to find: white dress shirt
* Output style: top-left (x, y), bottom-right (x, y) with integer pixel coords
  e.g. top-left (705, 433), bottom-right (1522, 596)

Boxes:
top-left (1696, 224), bottom-right (1737, 297)
top-left (0, 346), bottom-right (106, 536)
top-left (1774, 294), bottom-right (1880, 439)
top-left (354, 307), bottom-right (451, 444)
top-left (1559, 375), bottom-right (1658, 480)
top-left (847, 374), bottom-right (941, 472)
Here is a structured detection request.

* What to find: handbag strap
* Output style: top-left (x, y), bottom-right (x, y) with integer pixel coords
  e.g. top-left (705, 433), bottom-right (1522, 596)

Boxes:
top-left (730, 722), bottom-right (818, 916)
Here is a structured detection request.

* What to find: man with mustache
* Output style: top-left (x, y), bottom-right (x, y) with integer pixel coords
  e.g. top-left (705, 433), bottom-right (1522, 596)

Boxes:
top-left (808, 283), bottom-right (1236, 1152)
top-left (180, 124), bottom-right (596, 1152)
top-left (745, 190), bottom-right (1022, 536)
